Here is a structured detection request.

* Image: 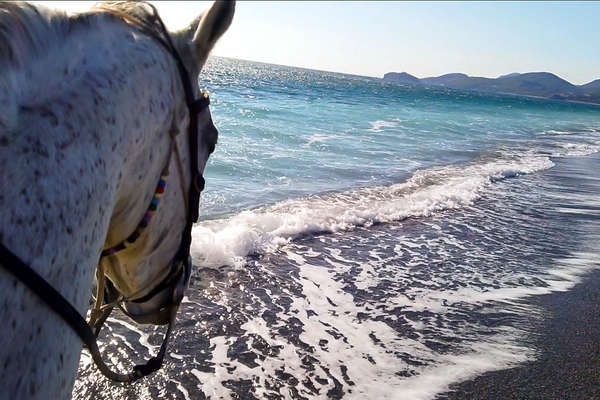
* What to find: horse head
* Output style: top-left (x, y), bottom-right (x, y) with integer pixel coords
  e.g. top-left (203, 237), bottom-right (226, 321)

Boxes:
top-left (0, 0), bottom-right (235, 395)
top-left (92, 1), bottom-right (235, 326)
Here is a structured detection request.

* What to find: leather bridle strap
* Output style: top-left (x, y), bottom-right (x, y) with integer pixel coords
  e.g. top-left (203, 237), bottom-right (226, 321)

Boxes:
top-left (0, 242), bottom-right (168, 382)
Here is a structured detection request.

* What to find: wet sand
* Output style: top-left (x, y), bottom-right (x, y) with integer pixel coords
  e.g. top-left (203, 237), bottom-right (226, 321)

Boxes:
top-left (443, 269), bottom-right (600, 399)
top-left (443, 154), bottom-right (600, 400)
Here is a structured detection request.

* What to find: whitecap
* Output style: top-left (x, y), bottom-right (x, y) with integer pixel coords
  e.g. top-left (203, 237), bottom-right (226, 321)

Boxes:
top-left (368, 120), bottom-right (398, 132)
top-left (191, 155), bottom-right (554, 268)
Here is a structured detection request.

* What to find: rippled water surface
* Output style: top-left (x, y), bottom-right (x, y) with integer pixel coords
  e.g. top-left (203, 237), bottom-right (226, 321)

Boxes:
top-left (74, 57), bottom-right (600, 399)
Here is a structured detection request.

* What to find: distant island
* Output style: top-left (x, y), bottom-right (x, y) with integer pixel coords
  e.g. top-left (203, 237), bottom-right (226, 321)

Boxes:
top-left (383, 71), bottom-right (600, 105)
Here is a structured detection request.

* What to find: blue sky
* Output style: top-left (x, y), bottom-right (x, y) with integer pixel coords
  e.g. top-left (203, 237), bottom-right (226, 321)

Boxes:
top-left (41, 1), bottom-right (600, 85)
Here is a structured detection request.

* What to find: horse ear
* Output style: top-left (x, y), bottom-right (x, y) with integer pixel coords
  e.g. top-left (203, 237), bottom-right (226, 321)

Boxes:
top-left (189, 1), bottom-right (235, 70)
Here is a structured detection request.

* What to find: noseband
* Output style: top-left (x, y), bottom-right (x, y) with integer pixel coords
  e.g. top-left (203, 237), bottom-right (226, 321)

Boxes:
top-left (0, 4), bottom-right (213, 382)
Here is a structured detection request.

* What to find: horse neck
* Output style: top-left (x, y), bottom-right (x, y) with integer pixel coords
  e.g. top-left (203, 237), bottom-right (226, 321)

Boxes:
top-left (0, 17), bottom-right (186, 399)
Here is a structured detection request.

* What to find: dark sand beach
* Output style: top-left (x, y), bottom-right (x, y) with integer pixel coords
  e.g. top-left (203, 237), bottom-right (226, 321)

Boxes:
top-left (444, 269), bottom-right (600, 399)
top-left (444, 153), bottom-right (600, 400)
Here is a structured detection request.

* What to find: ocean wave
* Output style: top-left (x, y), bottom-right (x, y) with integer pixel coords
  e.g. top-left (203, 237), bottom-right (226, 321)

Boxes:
top-left (557, 142), bottom-right (600, 157)
top-left (191, 155), bottom-right (554, 268)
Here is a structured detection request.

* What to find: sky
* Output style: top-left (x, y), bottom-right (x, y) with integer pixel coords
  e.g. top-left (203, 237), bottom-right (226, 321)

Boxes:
top-left (36, 1), bottom-right (600, 85)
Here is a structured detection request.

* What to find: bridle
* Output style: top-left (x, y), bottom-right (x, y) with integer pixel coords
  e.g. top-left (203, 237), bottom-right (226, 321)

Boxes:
top-left (0, 3), bottom-right (213, 382)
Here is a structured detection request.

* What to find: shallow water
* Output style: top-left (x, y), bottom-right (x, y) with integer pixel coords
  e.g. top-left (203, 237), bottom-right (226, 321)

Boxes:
top-left (74, 57), bottom-right (600, 399)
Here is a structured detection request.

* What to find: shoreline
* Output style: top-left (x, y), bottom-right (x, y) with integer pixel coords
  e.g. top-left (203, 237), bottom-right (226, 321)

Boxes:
top-left (441, 153), bottom-right (600, 399)
top-left (442, 268), bottom-right (600, 399)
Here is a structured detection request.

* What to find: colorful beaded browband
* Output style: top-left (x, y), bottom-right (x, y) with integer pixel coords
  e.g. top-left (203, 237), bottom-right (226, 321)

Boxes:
top-left (101, 168), bottom-right (169, 257)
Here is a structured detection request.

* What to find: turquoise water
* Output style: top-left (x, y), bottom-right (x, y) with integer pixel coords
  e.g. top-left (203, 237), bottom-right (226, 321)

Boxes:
top-left (193, 57), bottom-right (599, 266)
top-left (201, 57), bottom-right (599, 217)
top-left (76, 57), bottom-right (600, 399)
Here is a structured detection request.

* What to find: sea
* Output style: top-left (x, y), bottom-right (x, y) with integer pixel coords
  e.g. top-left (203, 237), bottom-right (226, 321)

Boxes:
top-left (73, 57), bottom-right (600, 399)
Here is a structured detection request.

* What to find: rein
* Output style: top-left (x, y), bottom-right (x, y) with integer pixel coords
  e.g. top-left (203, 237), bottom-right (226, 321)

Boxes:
top-left (0, 3), bottom-right (210, 382)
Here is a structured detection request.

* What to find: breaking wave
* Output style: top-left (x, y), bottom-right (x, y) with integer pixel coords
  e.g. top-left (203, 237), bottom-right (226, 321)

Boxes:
top-left (191, 155), bottom-right (554, 268)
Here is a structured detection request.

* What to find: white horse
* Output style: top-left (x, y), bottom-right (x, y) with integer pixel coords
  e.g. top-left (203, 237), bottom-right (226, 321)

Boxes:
top-left (0, 1), bottom-right (234, 398)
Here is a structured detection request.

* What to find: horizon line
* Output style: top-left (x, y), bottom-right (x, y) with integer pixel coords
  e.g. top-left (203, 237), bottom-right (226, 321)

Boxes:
top-left (210, 55), bottom-right (598, 87)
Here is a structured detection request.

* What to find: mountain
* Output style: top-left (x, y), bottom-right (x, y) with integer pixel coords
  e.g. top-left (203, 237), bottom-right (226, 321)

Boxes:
top-left (421, 73), bottom-right (470, 86)
top-left (383, 72), bottom-right (420, 85)
top-left (495, 72), bottom-right (580, 97)
top-left (382, 71), bottom-right (600, 104)
top-left (498, 72), bottom-right (521, 79)
top-left (581, 79), bottom-right (600, 98)
top-left (582, 79), bottom-right (600, 89)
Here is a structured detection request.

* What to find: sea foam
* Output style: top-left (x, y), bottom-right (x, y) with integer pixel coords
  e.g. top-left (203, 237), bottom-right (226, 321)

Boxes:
top-left (368, 119), bottom-right (399, 132)
top-left (191, 155), bottom-right (554, 268)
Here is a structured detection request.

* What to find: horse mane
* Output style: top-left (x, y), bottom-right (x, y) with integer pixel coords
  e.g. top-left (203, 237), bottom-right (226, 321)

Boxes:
top-left (0, 1), bottom-right (166, 131)
top-left (0, 2), bottom-right (162, 68)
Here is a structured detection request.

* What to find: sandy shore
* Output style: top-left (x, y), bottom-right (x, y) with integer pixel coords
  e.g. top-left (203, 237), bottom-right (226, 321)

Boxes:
top-left (439, 151), bottom-right (600, 399)
top-left (442, 249), bottom-right (600, 399)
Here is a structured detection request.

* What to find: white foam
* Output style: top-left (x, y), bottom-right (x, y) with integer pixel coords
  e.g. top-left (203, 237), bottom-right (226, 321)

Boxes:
top-left (368, 120), bottom-right (398, 132)
top-left (557, 142), bottom-right (600, 157)
top-left (191, 335), bottom-right (273, 399)
top-left (304, 133), bottom-right (336, 147)
top-left (236, 256), bottom-right (533, 399)
top-left (191, 156), bottom-right (554, 268)
top-left (173, 379), bottom-right (191, 400)
top-left (541, 129), bottom-right (572, 135)
top-left (105, 317), bottom-right (158, 355)
top-left (393, 337), bottom-right (532, 400)
top-left (396, 250), bottom-right (598, 314)
top-left (179, 248), bottom-right (539, 399)
top-left (283, 246), bottom-right (596, 399)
